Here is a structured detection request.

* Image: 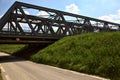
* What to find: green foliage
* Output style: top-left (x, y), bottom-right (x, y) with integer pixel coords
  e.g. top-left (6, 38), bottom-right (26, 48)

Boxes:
top-left (31, 32), bottom-right (120, 80)
top-left (0, 44), bottom-right (25, 54)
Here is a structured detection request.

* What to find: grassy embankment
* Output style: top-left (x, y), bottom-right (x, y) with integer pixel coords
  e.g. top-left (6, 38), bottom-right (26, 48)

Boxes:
top-left (0, 44), bottom-right (25, 54)
top-left (0, 32), bottom-right (120, 80)
top-left (31, 32), bottom-right (120, 80)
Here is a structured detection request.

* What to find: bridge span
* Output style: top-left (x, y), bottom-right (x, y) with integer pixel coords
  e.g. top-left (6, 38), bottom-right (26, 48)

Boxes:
top-left (0, 1), bottom-right (120, 43)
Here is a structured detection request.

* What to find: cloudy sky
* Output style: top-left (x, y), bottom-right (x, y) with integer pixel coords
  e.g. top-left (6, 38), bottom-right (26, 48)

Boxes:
top-left (0, 0), bottom-right (120, 23)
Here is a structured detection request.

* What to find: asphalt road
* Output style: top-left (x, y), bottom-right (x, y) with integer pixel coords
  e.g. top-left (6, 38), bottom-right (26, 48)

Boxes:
top-left (0, 52), bottom-right (109, 80)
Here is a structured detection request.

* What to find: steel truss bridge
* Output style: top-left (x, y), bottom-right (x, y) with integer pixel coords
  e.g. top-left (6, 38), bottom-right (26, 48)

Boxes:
top-left (0, 1), bottom-right (120, 44)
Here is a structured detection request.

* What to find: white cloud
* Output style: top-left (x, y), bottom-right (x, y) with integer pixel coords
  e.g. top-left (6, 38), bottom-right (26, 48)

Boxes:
top-left (37, 11), bottom-right (49, 18)
top-left (13, 10), bottom-right (29, 15)
top-left (24, 11), bottom-right (29, 15)
top-left (65, 3), bottom-right (80, 14)
top-left (98, 9), bottom-right (120, 23)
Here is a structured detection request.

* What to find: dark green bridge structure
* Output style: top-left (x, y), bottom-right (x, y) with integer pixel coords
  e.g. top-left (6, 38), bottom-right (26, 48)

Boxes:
top-left (0, 1), bottom-right (120, 44)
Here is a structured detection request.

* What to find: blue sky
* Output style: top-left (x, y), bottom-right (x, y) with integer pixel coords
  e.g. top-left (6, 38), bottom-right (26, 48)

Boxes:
top-left (0, 0), bottom-right (120, 23)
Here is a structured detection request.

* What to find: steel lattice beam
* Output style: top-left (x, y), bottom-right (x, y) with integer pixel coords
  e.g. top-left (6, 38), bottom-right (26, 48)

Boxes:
top-left (0, 1), bottom-right (120, 40)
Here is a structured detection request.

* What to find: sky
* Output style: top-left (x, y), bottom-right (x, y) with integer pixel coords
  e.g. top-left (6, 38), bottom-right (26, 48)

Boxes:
top-left (0, 0), bottom-right (120, 23)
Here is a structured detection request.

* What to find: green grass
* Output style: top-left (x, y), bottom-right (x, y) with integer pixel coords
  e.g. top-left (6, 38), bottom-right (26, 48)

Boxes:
top-left (0, 44), bottom-right (25, 54)
top-left (31, 32), bottom-right (120, 80)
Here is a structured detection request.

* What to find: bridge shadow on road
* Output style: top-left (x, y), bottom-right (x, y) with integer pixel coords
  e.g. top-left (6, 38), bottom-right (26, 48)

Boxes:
top-left (0, 54), bottom-right (26, 63)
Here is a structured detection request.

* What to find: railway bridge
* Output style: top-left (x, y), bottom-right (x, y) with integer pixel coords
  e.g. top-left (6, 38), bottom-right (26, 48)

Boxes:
top-left (0, 1), bottom-right (120, 44)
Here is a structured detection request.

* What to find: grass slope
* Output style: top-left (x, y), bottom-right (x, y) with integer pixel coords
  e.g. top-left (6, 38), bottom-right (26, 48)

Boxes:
top-left (31, 32), bottom-right (120, 80)
top-left (0, 44), bottom-right (25, 54)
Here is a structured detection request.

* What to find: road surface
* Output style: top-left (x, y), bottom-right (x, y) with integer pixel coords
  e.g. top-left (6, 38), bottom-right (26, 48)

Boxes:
top-left (0, 52), bottom-right (109, 80)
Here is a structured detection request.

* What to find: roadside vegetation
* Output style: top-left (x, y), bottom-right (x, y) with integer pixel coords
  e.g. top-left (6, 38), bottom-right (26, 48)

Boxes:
top-left (31, 32), bottom-right (120, 80)
top-left (0, 44), bottom-right (25, 54)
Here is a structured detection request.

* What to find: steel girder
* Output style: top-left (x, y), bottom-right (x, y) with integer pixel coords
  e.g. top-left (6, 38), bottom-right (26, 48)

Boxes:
top-left (0, 1), bottom-right (120, 39)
